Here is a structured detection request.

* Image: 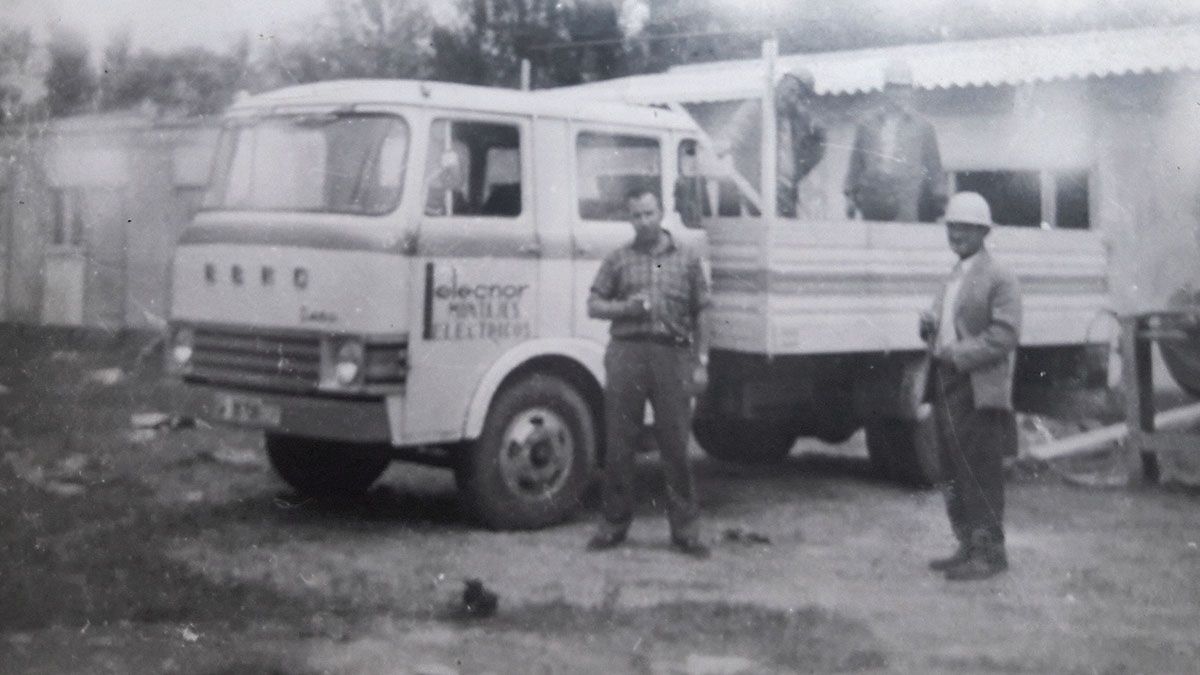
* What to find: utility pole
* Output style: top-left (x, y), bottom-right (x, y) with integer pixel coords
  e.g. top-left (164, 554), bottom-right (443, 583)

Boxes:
top-left (760, 35), bottom-right (778, 221)
top-left (520, 58), bottom-right (532, 91)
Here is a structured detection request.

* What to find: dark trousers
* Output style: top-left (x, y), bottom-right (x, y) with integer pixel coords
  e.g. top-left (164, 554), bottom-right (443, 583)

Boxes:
top-left (598, 339), bottom-right (699, 541)
top-left (930, 363), bottom-right (1015, 552)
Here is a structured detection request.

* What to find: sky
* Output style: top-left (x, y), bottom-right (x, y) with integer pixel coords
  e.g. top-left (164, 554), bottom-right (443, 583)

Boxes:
top-left (0, 0), bottom-right (333, 53)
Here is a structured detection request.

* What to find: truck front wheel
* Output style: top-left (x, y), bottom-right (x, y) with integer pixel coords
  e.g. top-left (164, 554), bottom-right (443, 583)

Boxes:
top-left (456, 374), bottom-right (597, 530)
top-left (864, 416), bottom-right (940, 487)
top-left (265, 434), bottom-right (390, 497)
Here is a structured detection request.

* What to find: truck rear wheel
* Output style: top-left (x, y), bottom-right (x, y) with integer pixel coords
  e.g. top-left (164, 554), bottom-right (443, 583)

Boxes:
top-left (693, 416), bottom-right (795, 464)
top-left (265, 434), bottom-right (390, 497)
top-left (456, 374), bottom-right (596, 530)
top-left (864, 417), bottom-right (940, 487)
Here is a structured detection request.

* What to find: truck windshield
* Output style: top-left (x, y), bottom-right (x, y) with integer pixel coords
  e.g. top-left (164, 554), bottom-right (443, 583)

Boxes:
top-left (203, 113), bottom-right (409, 215)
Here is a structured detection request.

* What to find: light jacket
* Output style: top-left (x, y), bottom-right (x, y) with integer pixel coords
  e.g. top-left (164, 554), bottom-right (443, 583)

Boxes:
top-left (926, 249), bottom-right (1023, 410)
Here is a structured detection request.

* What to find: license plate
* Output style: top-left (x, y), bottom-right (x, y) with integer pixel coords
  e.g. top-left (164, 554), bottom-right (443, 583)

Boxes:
top-left (214, 393), bottom-right (282, 427)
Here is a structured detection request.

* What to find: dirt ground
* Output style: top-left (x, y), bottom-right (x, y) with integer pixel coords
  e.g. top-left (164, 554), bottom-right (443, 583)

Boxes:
top-left (2, 327), bottom-right (1199, 675)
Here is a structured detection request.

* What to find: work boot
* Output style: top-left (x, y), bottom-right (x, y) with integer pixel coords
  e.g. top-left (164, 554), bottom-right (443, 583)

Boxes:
top-left (670, 537), bottom-right (711, 560)
top-left (944, 552), bottom-right (1007, 581)
top-left (928, 543), bottom-right (971, 571)
top-left (945, 532), bottom-right (1007, 581)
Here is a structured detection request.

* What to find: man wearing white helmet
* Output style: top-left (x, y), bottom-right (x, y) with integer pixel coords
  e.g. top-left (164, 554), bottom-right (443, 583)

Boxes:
top-left (717, 68), bottom-right (826, 218)
top-left (844, 59), bottom-right (947, 222)
top-left (919, 191), bottom-right (1022, 581)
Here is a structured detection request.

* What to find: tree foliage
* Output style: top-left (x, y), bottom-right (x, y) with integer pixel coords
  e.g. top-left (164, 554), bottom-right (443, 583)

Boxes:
top-left (259, 0), bottom-right (434, 88)
top-left (428, 0), bottom-right (623, 88)
top-left (29, 0), bottom-right (1200, 120)
top-left (44, 28), bottom-right (97, 117)
top-left (99, 38), bottom-right (249, 116)
top-left (0, 26), bottom-right (43, 122)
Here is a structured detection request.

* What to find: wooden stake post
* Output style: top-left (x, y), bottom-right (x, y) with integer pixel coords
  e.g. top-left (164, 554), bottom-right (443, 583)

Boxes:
top-left (1120, 310), bottom-right (1200, 481)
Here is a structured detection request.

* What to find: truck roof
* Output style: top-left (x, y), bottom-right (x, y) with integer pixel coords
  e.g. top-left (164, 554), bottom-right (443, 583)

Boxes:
top-left (231, 79), bottom-right (698, 131)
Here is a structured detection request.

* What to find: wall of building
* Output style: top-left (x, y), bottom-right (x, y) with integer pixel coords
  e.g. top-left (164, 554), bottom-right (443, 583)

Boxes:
top-left (1093, 72), bottom-right (1200, 313)
top-left (0, 113), bottom-right (219, 328)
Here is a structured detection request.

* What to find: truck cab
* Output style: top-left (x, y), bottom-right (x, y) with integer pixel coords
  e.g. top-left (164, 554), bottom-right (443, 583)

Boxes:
top-left (168, 80), bottom-right (705, 528)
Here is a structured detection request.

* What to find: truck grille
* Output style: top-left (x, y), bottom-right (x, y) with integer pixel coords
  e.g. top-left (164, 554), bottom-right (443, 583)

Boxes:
top-left (187, 326), bottom-right (321, 393)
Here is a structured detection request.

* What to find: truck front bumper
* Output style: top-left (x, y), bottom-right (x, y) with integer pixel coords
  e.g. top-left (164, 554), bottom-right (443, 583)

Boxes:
top-left (175, 384), bottom-right (393, 444)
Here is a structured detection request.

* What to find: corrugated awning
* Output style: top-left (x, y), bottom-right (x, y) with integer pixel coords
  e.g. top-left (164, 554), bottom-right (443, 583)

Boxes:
top-left (552, 23), bottom-right (1200, 103)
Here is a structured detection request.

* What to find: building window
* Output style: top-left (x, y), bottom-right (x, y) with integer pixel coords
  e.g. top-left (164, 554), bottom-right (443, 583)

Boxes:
top-left (52, 188), bottom-right (85, 246)
top-left (576, 132), bottom-right (661, 221)
top-left (954, 170), bottom-right (1041, 227)
top-left (951, 169), bottom-right (1089, 229)
top-left (424, 119), bottom-right (521, 218)
top-left (1054, 170), bottom-right (1090, 230)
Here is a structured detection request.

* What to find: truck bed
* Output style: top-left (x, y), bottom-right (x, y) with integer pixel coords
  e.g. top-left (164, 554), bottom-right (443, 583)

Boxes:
top-left (706, 217), bottom-right (1110, 355)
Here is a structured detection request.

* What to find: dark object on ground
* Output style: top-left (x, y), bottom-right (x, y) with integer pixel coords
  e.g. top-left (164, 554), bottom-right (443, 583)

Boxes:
top-left (461, 579), bottom-right (498, 618)
top-left (586, 531), bottom-right (626, 552)
top-left (722, 527), bottom-right (772, 546)
top-left (671, 538), bottom-right (712, 560)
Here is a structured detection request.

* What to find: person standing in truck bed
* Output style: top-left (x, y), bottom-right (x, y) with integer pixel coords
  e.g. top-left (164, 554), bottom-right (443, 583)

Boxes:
top-left (844, 60), bottom-right (947, 222)
top-left (717, 68), bottom-right (827, 219)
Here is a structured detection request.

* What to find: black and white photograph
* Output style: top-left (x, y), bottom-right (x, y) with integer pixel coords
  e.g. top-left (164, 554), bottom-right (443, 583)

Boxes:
top-left (1, 0), bottom-right (1200, 672)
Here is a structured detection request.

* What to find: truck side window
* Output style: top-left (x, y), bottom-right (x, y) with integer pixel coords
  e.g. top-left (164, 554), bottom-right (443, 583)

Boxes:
top-left (424, 119), bottom-right (522, 218)
top-left (577, 132), bottom-right (661, 221)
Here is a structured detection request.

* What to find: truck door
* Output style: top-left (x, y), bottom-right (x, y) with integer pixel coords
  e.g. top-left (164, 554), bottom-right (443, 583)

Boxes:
top-left (570, 127), bottom-right (666, 343)
top-left (404, 113), bottom-right (539, 443)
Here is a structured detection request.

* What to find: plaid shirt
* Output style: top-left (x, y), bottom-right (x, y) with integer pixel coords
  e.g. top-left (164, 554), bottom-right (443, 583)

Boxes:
top-left (590, 231), bottom-right (710, 342)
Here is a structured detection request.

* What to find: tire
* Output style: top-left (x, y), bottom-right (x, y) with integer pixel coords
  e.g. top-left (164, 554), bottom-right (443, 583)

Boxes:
top-left (265, 434), bottom-right (390, 497)
top-left (1160, 338), bottom-right (1200, 399)
top-left (864, 416), bottom-right (940, 487)
top-left (455, 374), bottom-right (597, 530)
top-left (814, 426), bottom-right (859, 445)
top-left (693, 415), bottom-right (795, 464)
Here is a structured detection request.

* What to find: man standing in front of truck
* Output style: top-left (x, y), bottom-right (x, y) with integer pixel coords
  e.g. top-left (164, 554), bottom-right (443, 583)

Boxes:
top-left (920, 191), bottom-right (1022, 581)
top-left (844, 60), bottom-right (947, 222)
top-left (586, 188), bottom-right (711, 559)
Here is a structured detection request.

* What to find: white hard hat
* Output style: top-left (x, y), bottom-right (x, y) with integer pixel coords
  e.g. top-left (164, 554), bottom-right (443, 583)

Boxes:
top-left (943, 191), bottom-right (994, 228)
top-left (883, 59), bottom-right (913, 87)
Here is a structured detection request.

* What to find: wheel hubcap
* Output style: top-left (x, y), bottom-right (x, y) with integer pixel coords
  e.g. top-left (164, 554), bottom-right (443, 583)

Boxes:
top-left (498, 407), bottom-right (574, 500)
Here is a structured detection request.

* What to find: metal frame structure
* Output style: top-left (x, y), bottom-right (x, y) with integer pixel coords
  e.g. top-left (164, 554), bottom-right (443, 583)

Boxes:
top-left (1121, 310), bottom-right (1200, 481)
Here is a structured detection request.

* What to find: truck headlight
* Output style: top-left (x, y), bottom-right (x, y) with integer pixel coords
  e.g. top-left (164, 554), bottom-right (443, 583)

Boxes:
top-left (171, 326), bottom-right (195, 369)
top-left (333, 340), bottom-right (364, 386)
